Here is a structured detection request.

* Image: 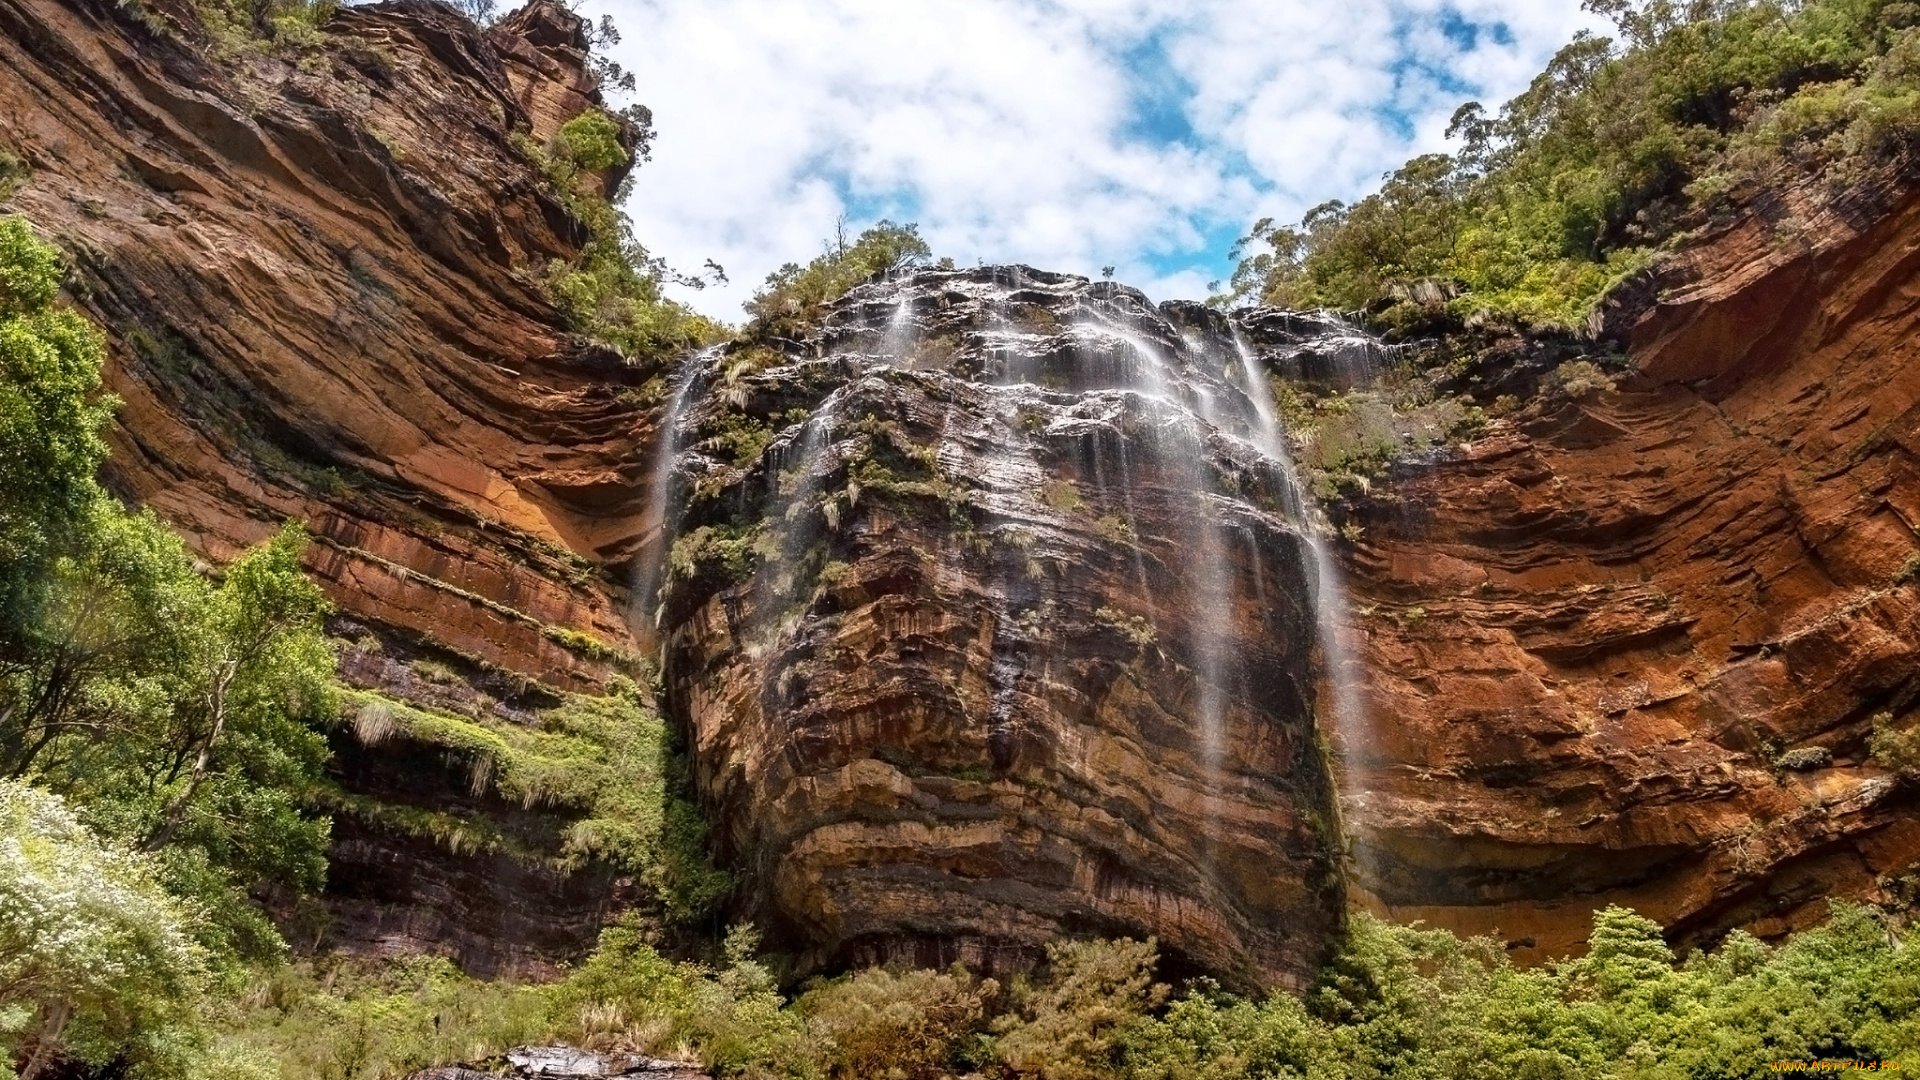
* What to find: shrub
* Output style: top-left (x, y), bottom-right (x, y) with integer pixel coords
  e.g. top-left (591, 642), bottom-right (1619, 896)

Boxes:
top-left (995, 938), bottom-right (1168, 1080)
top-left (745, 221), bottom-right (934, 335)
top-left (798, 966), bottom-right (998, 1080)
top-left (1870, 712), bottom-right (1920, 777)
top-left (554, 112), bottom-right (628, 174)
top-left (0, 781), bottom-right (207, 1079)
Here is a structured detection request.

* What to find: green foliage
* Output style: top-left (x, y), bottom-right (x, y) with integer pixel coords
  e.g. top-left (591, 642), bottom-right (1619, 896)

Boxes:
top-left (669, 523), bottom-right (763, 588)
top-left (1094, 606), bottom-right (1157, 648)
top-left (340, 685), bottom-right (728, 925)
top-left (745, 220), bottom-right (933, 335)
top-left (1544, 359), bottom-right (1620, 398)
top-left (1286, 374), bottom-right (1486, 503)
top-left (1118, 905), bottom-right (1920, 1079)
top-left (0, 218), bottom-right (115, 644)
top-left (162, 902), bottom-right (1920, 1079)
top-left (1870, 710), bottom-right (1920, 776)
top-left (0, 781), bottom-right (207, 1080)
top-left (798, 965), bottom-right (998, 1080)
top-left (0, 219), bottom-right (338, 975)
top-left (533, 110), bottom-right (726, 363)
top-left (995, 938), bottom-right (1168, 1080)
top-left (539, 624), bottom-right (623, 662)
top-left (1224, 0), bottom-right (1920, 329)
top-left (9, 522), bottom-right (337, 968)
top-left (553, 112), bottom-right (629, 176)
top-left (0, 151), bottom-right (28, 202)
top-left (207, 954), bottom-right (551, 1080)
top-left (1040, 478), bottom-right (1085, 513)
top-left (191, 0), bottom-right (340, 56)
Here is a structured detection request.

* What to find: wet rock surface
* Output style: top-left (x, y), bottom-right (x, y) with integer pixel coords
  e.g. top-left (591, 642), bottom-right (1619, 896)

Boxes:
top-left (651, 268), bottom-right (1345, 988)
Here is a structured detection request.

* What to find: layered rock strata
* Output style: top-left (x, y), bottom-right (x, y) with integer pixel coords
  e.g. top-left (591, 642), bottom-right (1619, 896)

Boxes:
top-left (0, 0), bottom-right (653, 972)
top-left (1337, 170), bottom-right (1920, 959)
top-left (654, 269), bottom-right (1344, 988)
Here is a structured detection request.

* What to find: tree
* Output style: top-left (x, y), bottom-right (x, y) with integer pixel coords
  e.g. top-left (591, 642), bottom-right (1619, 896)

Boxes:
top-left (0, 780), bottom-right (206, 1080)
top-left (50, 523), bottom-right (337, 964)
top-left (1221, 0), bottom-right (1920, 329)
top-left (0, 216), bottom-right (337, 965)
top-left (0, 218), bottom-right (115, 664)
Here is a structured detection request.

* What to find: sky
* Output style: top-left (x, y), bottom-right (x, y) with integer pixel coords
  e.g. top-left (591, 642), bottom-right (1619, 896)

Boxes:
top-left (578, 0), bottom-right (1603, 321)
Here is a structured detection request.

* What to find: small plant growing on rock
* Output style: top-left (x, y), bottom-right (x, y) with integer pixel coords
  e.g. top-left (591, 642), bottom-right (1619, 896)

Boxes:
top-left (1893, 552), bottom-right (1920, 586)
top-left (1094, 513), bottom-right (1135, 545)
top-left (1545, 360), bottom-right (1618, 399)
top-left (1095, 606), bottom-right (1157, 648)
top-left (1774, 745), bottom-right (1834, 772)
top-left (1870, 712), bottom-right (1920, 778)
top-left (1040, 478), bottom-right (1085, 513)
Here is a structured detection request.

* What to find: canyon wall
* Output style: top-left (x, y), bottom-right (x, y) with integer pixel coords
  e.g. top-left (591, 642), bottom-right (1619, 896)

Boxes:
top-left (4, 0), bottom-right (1917, 985)
top-left (0, 0), bottom-right (655, 974)
top-left (1337, 171), bottom-right (1920, 959)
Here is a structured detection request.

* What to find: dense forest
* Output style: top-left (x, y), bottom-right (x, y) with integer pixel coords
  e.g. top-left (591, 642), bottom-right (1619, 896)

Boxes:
top-left (5, 0), bottom-right (1920, 1076)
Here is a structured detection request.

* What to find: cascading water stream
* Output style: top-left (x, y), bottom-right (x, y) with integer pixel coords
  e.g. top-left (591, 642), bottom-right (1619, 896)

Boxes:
top-left (632, 345), bottom-right (718, 648)
top-left (1063, 299), bottom-right (1247, 857)
top-left (1228, 324), bottom-right (1370, 876)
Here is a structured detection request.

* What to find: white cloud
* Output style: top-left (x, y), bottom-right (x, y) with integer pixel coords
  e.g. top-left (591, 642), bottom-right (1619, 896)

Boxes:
top-left (581, 0), bottom-right (1603, 321)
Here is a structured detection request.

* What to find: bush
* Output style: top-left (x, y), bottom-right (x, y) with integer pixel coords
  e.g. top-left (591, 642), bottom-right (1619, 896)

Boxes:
top-left (0, 781), bottom-right (207, 1079)
top-left (1870, 712), bottom-right (1920, 777)
top-left (744, 221), bottom-right (937, 336)
top-left (552, 112), bottom-right (629, 177)
top-left (798, 966), bottom-right (998, 1080)
top-left (207, 954), bottom-right (551, 1080)
top-left (995, 938), bottom-right (1168, 1080)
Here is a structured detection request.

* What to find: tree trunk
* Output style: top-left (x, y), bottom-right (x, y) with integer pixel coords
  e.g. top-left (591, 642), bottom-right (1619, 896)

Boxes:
top-left (18, 998), bottom-right (71, 1080)
top-left (143, 659), bottom-right (237, 852)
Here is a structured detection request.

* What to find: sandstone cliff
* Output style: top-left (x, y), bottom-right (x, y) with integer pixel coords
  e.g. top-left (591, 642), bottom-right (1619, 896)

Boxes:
top-left (0, 0), bottom-right (655, 973)
top-left (5, 0), bottom-right (1919, 988)
top-left (1337, 167), bottom-right (1920, 959)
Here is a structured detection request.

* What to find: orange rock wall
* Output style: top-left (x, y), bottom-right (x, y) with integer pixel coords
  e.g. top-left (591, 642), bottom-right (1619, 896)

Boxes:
top-left (0, 0), bottom-right (658, 972)
top-left (1338, 173), bottom-right (1920, 959)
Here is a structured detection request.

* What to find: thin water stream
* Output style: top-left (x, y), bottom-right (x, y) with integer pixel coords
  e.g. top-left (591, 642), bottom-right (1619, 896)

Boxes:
top-left (629, 268), bottom-right (1387, 976)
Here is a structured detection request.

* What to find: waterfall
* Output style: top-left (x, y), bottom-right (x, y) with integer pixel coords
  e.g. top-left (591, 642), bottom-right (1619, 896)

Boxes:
top-left (1229, 321), bottom-right (1370, 880)
top-left (632, 346), bottom-right (716, 648)
top-left (644, 268), bottom-right (1369, 979)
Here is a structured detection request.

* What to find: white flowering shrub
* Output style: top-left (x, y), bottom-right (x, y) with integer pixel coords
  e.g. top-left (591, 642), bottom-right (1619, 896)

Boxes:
top-left (0, 779), bottom-right (206, 1078)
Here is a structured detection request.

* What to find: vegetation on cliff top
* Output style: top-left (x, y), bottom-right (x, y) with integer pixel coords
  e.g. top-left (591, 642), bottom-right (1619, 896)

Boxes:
top-left (743, 220), bottom-right (948, 340)
top-left (534, 110), bottom-right (730, 363)
top-left (1222, 0), bottom-right (1920, 332)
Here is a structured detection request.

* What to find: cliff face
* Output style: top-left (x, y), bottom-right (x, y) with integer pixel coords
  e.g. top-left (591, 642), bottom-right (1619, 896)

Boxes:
top-left (1338, 171), bottom-right (1920, 959)
top-left (655, 269), bottom-right (1344, 988)
top-left (6, 0), bottom-right (1919, 987)
top-left (0, 0), bottom-right (655, 974)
